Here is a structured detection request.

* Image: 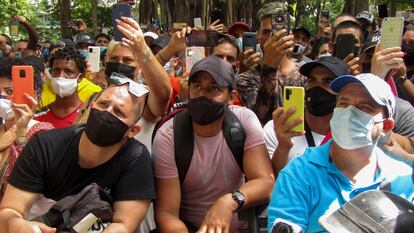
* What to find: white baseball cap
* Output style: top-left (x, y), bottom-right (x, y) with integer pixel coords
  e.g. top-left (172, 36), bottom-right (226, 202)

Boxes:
top-left (330, 73), bottom-right (395, 118)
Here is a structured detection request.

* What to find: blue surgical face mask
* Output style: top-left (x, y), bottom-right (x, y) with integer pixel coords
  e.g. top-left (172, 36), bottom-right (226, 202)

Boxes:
top-left (14, 51), bottom-right (22, 58)
top-left (330, 106), bottom-right (383, 150)
top-left (79, 50), bottom-right (88, 59)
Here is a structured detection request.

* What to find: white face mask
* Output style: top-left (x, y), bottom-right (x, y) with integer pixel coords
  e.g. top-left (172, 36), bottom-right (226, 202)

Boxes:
top-left (51, 74), bottom-right (80, 98)
top-left (318, 52), bottom-right (332, 58)
top-left (330, 106), bottom-right (383, 150)
top-left (0, 98), bottom-right (14, 120)
top-left (292, 43), bottom-right (307, 55)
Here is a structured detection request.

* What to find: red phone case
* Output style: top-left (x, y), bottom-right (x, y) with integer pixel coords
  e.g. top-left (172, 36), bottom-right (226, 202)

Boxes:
top-left (12, 66), bottom-right (35, 105)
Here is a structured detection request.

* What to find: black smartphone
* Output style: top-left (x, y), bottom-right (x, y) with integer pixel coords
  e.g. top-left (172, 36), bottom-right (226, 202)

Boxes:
top-left (187, 30), bottom-right (218, 47)
top-left (333, 34), bottom-right (355, 60)
top-left (272, 13), bottom-right (290, 35)
top-left (320, 10), bottom-right (330, 22)
top-left (112, 3), bottom-right (132, 41)
top-left (378, 4), bottom-right (388, 19)
top-left (242, 32), bottom-right (257, 53)
top-left (210, 8), bottom-right (224, 24)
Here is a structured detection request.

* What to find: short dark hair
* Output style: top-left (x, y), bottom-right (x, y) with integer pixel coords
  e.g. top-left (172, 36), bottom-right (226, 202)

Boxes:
top-left (0, 58), bottom-right (43, 100)
top-left (211, 33), bottom-right (240, 58)
top-left (309, 36), bottom-right (330, 60)
top-left (49, 47), bottom-right (87, 74)
top-left (332, 20), bottom-right (365, 46)
top-left (95, 33), bottom-right (111, 42)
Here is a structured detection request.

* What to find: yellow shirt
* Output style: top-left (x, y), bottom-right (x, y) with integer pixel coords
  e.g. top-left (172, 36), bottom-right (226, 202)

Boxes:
top-left (40, 76), bottom-right (102, 108)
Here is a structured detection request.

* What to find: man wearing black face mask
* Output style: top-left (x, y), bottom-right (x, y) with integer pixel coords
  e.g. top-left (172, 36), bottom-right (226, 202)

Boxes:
top-left (0, 83), bottom-right (156, 233)
top-left (153, 55), bottom-right (274, 233)
top-left (263, 56), bottom-right (350, 176)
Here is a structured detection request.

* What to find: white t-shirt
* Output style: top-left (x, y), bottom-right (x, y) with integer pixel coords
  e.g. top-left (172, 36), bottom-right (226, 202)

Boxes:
top-left (263, 120), bottom-right (325, 161)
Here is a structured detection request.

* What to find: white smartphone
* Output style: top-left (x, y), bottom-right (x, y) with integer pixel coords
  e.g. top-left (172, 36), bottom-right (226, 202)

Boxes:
top-left (194, 18), bottom-right (202, 28)
top-left (88, 46), bottom-right (101, 72)
top-left (380, 17), bottom-right (405, 50)
top-left (185, 47), bottom-right (205, 73)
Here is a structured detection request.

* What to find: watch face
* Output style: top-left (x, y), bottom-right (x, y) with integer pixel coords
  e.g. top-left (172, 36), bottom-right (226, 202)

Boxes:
top-left (233, 191), bottom-right (245, 202)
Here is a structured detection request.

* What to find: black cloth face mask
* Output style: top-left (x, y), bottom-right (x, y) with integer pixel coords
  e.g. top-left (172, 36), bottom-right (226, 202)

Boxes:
top-left (402, 43), bottom-right (414, 66)
top-left (105, 62), bottom-right (136, 80)
top-left (85, 108), bottom-right (130, 147)
top-left (187, 96), bottom-right (226, 125)
top-left (305, 86), bottom-right (337, 116)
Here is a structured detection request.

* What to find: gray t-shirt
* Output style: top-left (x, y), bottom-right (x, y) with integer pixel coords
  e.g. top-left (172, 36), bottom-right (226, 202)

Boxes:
top-left (393, 97), bottom-right (414, 137)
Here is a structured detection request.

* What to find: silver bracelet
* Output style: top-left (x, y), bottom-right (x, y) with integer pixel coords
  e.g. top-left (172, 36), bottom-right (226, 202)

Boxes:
top-left (138, 47), bottom-right (153, 64)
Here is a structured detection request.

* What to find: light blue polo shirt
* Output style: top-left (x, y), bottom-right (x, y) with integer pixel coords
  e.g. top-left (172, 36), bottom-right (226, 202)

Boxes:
top-left (267, 140), bottom-right (414, 233)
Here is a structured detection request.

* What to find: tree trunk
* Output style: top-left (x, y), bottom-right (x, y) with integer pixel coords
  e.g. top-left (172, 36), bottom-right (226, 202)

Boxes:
top-left (59, 0), bottom-right (72, 38)
top-left (390, 0), bottom-right (397, 17)
top-left (139, 0), bottom-right (154, 25)
top-left (91, 0), bottom-right (98, 36)
top-left (342, 0), bottom-right (368, 15)
top-left (315, 0), bottom-right (322, 30)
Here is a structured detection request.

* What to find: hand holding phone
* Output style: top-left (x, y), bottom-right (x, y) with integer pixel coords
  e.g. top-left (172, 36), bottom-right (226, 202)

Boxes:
top-left (10, 17), bottom-right (19, 37)
top-left (283, 86), bottom-right (304, 133)
top-left (12, 66), bottom-right (35, 106)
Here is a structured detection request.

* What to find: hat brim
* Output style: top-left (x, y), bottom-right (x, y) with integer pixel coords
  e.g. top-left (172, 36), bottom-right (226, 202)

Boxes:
top-left (330, 75), bottom-right (363, 94)
top-left (299, 61), bottom-right (338, 78)
top-left (189, 69), bottom-right (229, 88)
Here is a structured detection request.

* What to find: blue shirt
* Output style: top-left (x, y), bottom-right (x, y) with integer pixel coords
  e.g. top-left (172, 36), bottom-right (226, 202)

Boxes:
top-left (267, 140), bottom-right (414, 233)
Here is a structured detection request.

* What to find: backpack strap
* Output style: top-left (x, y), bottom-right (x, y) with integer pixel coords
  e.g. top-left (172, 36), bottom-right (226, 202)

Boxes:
top-left (173, 109), bottom-right (194, 185)
top-left (222, 109), bottom-right (245, 172)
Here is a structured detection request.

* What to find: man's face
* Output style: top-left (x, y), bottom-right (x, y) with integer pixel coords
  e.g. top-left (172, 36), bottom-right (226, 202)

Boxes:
top-left (51, 59), bottom-right (81, 80)
top-left (258, 16), bottom-right (273, 50)
top-left (318, 43), bottom-right (330, 58)
top-left (93, 85), bottom-right (144, 127)
top-left (306, 66), bottom-right (336, 94)
top-left (293, 31), bottom-right (309, 47)
top-left (403, 30), bottom-right (414, 45)
top-left (0, 77), bottom-right (12, 97)
top-left (212, 42), bottom-right (238, 69)
top-left (96, 37), bottom-right (110, 47)
top-left (76, 42), bottom-right (90, 51)
top-left (189, 71), bottom-right (229, 103)
top-left (16, 41), bottom-right (28, 52)
top-left (336, 83), bottom-right (386, 139)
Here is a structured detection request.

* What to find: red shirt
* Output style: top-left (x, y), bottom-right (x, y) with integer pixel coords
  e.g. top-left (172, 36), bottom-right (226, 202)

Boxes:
top-left (35, 104), bottom-right (82, 128)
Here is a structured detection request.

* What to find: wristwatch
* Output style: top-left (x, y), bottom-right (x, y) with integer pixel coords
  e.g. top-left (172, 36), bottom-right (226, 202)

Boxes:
top-left (397, 75), bottom-right (408, 84)
top-left (231, 190), bottom-right (245, 212)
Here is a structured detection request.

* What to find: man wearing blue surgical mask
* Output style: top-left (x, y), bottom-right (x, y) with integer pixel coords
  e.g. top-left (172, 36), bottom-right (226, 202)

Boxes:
top-left (268, 73), bottom-right (414, 233)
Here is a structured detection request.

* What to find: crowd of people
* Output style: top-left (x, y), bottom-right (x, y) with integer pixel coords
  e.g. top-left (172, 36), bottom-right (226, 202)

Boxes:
top-left (0, 1), bottom-right (414, 233)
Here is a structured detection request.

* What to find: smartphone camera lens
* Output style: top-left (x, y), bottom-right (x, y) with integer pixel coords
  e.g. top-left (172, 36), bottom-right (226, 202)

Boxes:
top-left (89, 48), bottom-right (93, 53)
top-left (19, 70), bottom-right (26, 78)
top-left (286, 89), bottom-right (292, 100)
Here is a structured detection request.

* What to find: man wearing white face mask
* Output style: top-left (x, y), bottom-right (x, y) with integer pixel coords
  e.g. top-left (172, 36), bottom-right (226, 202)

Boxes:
top-left (291, 27), bottom-right (312, 65)
top-left (35, 48), bottom-right (85, 128)
top-left (267, 73), bottom-right (414, 232)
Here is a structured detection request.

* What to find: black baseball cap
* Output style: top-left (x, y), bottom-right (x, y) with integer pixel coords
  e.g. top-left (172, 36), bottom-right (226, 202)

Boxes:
top-left (361, 33), bottom-right (380, 53)
top-left (293, 27), bottom-right (311, 39)
top-left (150, 35), bottom-right (170, 50)
top-left (189, 55), bottom-right (236, 88)
top-left (299, 56), bottom-right (350, 78)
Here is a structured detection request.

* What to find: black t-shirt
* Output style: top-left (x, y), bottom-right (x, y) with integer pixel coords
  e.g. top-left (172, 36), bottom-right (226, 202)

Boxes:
top-left (9, 125), bottom-right (155, 202)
